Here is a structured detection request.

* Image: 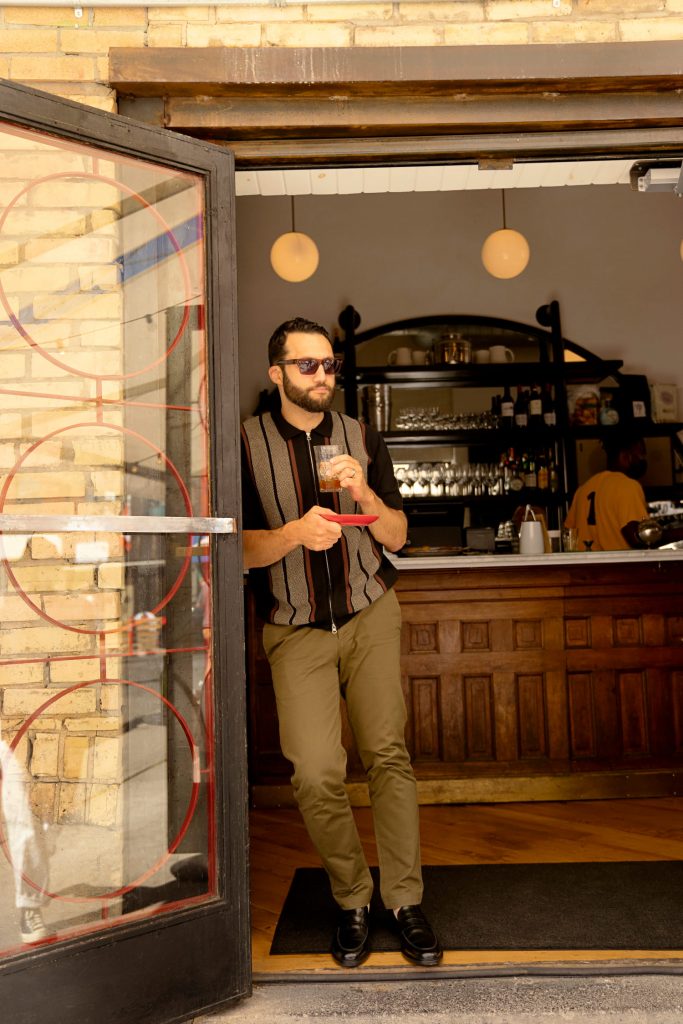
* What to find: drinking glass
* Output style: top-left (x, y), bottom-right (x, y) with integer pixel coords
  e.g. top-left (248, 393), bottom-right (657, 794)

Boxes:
top-left (315, 444), bottom-right (344, 492)
top-left (561, 527), bottom-right (580, 552)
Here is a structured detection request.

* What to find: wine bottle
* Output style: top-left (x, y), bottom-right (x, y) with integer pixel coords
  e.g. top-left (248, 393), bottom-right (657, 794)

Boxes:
top-left (537, 452), bottom-right (549, 490)
top-left (528, 384), bottom-right (543, 426)
top-left (514, 387), bottom-right (528, 429)
top-left (542, 383), bottom-right (556, 427)
top-left (500, 385), bottom-right (514, 428)
top-left (525, 455), bottom-right (537, 489)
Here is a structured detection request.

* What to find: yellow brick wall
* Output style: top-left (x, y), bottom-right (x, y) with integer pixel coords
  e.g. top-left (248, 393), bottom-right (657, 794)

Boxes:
top-left (0, 127), bottom-right (127, 829)
top-left (0, 3), bottom-right (681, 111)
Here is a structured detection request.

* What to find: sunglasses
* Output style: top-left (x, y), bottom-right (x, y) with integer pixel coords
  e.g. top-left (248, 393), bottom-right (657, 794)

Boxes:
top-left (275, 357), bottom-right (343, 376)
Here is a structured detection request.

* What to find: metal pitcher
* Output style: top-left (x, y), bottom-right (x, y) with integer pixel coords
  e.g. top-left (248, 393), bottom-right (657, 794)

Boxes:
top-left (362, 384), bottom-right (392, 431)
top-left (437, 333), bottom-right (472, 364)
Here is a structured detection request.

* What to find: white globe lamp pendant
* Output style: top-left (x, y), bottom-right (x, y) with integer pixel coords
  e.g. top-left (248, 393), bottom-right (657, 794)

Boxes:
top-left (270, 197), bottom-right (319, 283)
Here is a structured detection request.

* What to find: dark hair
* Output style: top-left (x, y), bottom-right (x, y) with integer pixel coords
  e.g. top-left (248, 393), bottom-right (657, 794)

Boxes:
top-left (267, 317), bottom-right (331, 366)
top-left (602, 432), bottom-right (645, 464)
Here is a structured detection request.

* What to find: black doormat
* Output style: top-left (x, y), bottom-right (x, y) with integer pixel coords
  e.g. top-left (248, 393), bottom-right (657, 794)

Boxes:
top-left (270, 862), bottom-right (683, 954)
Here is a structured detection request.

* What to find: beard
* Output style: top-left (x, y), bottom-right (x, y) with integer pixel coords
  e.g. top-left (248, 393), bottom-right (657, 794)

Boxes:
top-left (282, 370), bottom-right (335, 413)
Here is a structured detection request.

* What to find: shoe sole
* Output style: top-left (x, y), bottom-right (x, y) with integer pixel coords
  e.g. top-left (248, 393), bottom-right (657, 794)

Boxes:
top-left (400, 948), bottom-right (443, 967)
top-left (331, 946), bottom-right (371, 968)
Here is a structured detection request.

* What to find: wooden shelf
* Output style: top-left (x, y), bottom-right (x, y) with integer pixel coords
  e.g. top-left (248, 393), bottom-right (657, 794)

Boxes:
top-left (352, 358), bottom-right (623, 388)
top-left (571, 422), bottom-right (683, 439)
top-left (385, 428), bottom-right (559, 446)
top-left (354, 362), bottom-right (558, 387)
top-left (402, 491), bottom-right (566, 506)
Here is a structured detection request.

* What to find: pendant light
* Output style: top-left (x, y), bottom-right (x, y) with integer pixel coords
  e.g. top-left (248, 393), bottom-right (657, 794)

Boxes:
top-left (481, 191), bottom-right (530, 280)
top-left (270, 197), bottom-right (319, 283)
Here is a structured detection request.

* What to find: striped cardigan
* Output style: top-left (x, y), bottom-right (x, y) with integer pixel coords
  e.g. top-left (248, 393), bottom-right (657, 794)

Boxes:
top-left (241, 409), bottom-right (400, 629)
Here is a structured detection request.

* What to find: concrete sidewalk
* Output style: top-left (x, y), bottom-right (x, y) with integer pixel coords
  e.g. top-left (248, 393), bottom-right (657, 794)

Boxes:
top-left (197, 974), bottom-right (683, 1024)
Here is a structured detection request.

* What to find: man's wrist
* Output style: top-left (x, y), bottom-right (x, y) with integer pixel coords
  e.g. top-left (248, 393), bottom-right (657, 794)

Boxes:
top-left (280, 519), bottom-right (300, 552)
top-left (359, 487), bottom-right (380, 512)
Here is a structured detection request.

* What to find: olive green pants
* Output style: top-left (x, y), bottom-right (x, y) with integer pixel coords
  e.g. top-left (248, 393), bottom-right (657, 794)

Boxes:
top-left (262, 588), bottom-right (423, 911)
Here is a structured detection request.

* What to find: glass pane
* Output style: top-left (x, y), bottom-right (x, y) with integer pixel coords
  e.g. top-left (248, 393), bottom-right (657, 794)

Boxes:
top-left (0, 122), bottom-right (214, 955)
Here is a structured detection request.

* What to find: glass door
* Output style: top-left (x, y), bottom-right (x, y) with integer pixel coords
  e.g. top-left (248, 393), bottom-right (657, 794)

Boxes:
top-left (0, 81), bottom-right (248, 1023)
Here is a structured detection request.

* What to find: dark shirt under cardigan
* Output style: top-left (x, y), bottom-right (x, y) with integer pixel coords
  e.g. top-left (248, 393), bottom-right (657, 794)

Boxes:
top-left (240, 408), bottom-right (402, 631)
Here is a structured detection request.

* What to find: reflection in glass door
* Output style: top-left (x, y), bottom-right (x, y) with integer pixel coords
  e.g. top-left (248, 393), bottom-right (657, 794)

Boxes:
top-left (0, 119), bottom-right (227, 957)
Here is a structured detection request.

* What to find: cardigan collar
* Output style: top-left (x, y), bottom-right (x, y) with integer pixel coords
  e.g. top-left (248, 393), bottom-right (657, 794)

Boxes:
top-left (271, 407), bottom-right (334, 441)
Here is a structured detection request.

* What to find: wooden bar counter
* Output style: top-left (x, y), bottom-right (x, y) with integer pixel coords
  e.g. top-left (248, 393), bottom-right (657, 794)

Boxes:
top-left (246, 551), bottom-right (683, 806)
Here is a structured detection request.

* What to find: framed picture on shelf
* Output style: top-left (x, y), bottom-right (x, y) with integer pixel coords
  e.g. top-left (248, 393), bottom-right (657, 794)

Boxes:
top-left (650, 383), bottom-right (678, 423)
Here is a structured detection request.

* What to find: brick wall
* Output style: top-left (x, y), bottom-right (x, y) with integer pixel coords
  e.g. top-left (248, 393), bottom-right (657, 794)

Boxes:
top-left (0, 113), bottom-right (208, 944)
top-left (0, 2), bottom-right (682, 111)
top-left (0, 130), bottom-right (126, 831)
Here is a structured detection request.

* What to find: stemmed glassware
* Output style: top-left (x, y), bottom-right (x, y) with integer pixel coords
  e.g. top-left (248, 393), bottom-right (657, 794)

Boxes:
top-left (395, 460), bottom-right (505, 498)
top-left (394, 408), bottom-right (500, 432)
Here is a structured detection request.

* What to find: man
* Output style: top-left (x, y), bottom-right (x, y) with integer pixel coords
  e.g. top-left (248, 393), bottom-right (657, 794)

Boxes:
top-left (241, 317), bottom-right (441, 969)
top-left (564, 434), bottom-right (683, 551)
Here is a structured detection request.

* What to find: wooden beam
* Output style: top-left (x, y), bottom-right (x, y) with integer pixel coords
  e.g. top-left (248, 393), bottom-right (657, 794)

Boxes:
top-left (111, 42), bottom-right (683, 168)
top-left (251, 769), bottom-right (683, 807)
top-left (204, 127), bottom-right (683, 168)
top-left (157, 92), bottom-right (683, 140)
top-left (110, 42), bottom-right (683, 98)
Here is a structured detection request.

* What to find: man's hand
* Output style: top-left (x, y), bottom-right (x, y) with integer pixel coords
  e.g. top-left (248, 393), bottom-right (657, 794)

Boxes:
top-left (329, 454), bottom-right (407, 553)
top-left (330, 453), bottom-right (370, 504)
top-left (293, 506), bottom-right (343, 551)
top-left (243, 507), bottom-right (341, 569)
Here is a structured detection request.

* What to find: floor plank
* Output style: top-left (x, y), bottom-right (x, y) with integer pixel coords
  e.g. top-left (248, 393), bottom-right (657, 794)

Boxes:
top-left (250, 798), bottom-right (683, 976)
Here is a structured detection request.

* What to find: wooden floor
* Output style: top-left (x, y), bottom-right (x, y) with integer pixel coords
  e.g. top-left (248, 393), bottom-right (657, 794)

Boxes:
top-left (250, 797), bottom-right (683, 977)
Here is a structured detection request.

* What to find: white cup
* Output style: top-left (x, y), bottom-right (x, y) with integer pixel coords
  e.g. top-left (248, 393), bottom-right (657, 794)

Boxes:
top-left (489, 345), bottom-right (514, 363)
top-left (519, 520), bottom-right (545, 555)
top-left (388, 347), bottom-right (412, 366)
top-left (473, 349), bottom-right (490, 364)
top-left (411, 350), bottom-right (429, 365)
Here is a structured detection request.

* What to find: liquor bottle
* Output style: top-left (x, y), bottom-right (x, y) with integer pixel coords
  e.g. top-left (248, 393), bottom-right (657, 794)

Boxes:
top-left (500, 385), bottom-right (514, 428)
top-left (509, 451), bottom-right (524, 492)
top-left (537, 452), bottom-right (549, 490)
top-left (525, 455), bottom-right (537, 489)
top-left (528, 384), bottom-right (543, 427)
top-left (549, 454), bottom-right (559, 494)
top-left (502, 449), bottom-right (513, 494)
top-left (542, 383), bottom-right (556, 427)
top-left (514, 387), bottom-right (528, 429)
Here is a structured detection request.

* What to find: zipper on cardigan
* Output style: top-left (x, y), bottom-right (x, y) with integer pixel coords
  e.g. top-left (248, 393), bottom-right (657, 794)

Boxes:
top-left (306, 431), bottom-right (338, 634)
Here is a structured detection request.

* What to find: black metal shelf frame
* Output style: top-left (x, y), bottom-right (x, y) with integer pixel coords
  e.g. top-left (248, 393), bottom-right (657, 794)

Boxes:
top-left (337, 300), bottom-right (681, 524)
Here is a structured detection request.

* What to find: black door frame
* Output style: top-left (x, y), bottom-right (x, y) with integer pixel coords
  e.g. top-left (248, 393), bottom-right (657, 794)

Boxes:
top-left (0, 78), bottom-right (250, 1024)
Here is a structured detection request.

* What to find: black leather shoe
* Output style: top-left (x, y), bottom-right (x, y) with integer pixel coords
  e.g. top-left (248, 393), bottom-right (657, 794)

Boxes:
top-left (394, 905), bottom-right (442, 966)
top-left (331, 906), bottom-right (370, 968)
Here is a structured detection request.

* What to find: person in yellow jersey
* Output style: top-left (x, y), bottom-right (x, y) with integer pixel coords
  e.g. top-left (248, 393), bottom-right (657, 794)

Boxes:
top-left (564, 435), bottom-right (681, 551)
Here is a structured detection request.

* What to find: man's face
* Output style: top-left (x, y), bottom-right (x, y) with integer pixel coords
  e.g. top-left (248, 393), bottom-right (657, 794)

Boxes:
top-left (271, 331), bottom-right (336, 414)
top-left (625, 441), bottom-right (648, 480)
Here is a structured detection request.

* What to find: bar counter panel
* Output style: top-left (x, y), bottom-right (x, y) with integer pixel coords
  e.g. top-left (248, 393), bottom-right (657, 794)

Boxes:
top-left (246, 552), bottom-right (683, 804)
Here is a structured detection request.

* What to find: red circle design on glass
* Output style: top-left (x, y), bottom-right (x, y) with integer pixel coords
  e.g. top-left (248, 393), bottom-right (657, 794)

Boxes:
top-left (0, 422), bottom-right (193, 634)
top-left (0, 171), bottom-right (193, 380)
top-left (0, 679), bottom-right (200, 904)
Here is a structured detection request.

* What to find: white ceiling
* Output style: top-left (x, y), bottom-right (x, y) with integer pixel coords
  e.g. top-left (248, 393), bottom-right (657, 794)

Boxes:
top-left (235, 159), bottom-right (635, 197)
